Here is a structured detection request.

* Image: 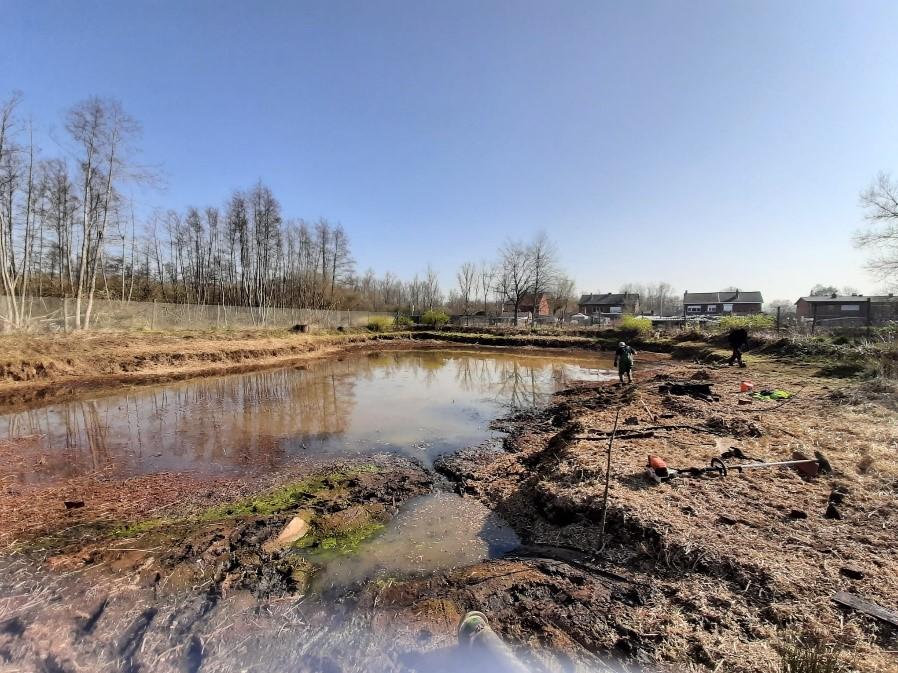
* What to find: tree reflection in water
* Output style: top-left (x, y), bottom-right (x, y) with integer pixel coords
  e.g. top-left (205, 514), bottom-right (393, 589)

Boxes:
top-left (0, 350), bottom-right (613, 483)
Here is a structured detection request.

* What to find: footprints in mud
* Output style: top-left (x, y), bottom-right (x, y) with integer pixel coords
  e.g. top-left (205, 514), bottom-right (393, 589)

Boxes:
top-left (118, 607), bottom-right (157, 672)
top-left (0, 616), bottom-right (26, 637)
top-left (77, 596), bottom-right (108, 636)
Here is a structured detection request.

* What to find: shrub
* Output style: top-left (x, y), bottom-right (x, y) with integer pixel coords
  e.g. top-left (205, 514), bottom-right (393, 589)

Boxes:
top-left (422, 309), bottom-right (450, 328)
top-left (618, 315), bottom-right (652, 334)
top-left (366, 316), bottom-right (393, 333)
top-left (718, 313), bottom-right (775, 331)
top-left (394, 314), bottom-right (414, 328)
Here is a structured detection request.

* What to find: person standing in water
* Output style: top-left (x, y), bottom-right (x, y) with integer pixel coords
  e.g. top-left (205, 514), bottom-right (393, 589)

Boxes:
top-left (614, 340), bottom-right (637, 384)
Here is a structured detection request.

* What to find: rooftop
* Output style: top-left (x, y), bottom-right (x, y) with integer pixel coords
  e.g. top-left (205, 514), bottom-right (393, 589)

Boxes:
top-left (683, 291), bottom-right (763, 304)
top-left (796, 294), bottom-right (897, 303)
top-left (578, 292), bottom-right (639, 305)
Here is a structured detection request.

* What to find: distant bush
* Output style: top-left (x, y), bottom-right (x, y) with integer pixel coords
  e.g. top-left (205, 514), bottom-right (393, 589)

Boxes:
top-left (617, 315), bottom-right (652, 334)
top-left (422, 309), bottom-right (450, 328)
top-left (394, 314), bottom-right (414, 328)
top-left (367, 316), bottom-right (393, 333)
top-left (718, 314), bottom-right (775, 331)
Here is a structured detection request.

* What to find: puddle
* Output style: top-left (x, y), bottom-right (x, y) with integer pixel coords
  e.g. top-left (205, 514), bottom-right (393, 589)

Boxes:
top-left (311, 492), bottom-right (520, 589)
top-left (1, 349), bottom-right (614, 482)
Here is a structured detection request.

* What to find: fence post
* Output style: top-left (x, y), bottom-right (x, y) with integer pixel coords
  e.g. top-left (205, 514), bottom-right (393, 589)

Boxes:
top-left (776, 306), bottom-right (781, 331)
top-left (867, 296), bottom-right (872, 338)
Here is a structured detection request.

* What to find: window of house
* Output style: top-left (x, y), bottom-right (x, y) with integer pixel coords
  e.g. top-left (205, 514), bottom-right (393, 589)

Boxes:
top-left (686, 306), bottom-right (701, 313)
top-left (722, 303), bottom-right (733, 312)
top-left (609, 306), bottom-right (621, 314)
top-left (841, 304), bottom-right (860, 311)
top-left (706, 305), bottom-right (717, 313)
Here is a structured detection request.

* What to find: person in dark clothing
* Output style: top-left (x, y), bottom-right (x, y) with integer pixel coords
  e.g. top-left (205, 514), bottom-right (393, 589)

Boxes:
top-left (728, 327), bottom-right (749, 367)
top-left (614, 341), bottom-right (637, 383)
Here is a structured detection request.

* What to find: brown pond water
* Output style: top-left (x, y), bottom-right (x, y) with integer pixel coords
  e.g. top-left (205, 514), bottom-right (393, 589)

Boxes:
top-left (1, 349), bottom-right (614, 483)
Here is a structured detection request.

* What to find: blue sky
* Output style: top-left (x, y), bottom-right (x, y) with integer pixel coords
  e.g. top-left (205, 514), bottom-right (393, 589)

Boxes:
top-left (4, 0), bottom-right (898, 302)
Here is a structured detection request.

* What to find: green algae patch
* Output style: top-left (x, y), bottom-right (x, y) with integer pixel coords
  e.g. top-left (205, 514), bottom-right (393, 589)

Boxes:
top-left (297, 521), bottom-right (386, 560)
top-left (198, 466), bottom-right (382, 522)
top-left (112, 518), bottom-right (172, 538)
top-left (319, 521), bottom-right (385, 553)
top-left (100, 465), bottom-right (384, 546)
top-left (291, 503), bottom-right (389, 560)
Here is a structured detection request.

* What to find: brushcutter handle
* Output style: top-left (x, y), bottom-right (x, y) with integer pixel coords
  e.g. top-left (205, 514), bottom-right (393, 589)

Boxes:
top-left (710, 457), bottom-right (728, 477)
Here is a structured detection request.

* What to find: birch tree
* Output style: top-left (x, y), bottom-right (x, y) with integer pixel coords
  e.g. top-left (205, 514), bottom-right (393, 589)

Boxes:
top-left (66, 97), bottom-right (141, 328)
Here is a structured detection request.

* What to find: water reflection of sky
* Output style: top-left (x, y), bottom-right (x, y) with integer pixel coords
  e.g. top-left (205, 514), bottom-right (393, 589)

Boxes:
top-left (1, 349), bottom-right (614, 482)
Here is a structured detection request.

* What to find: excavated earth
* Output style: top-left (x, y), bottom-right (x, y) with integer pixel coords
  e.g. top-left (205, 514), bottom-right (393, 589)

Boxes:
top-left (0, 346), bottom-right (896, 673)
top-left (437, 360), bottom-right (898, 673)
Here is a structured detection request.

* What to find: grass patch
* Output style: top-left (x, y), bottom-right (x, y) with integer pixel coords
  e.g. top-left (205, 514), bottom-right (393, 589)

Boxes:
top-left (367, 316), bottom-right (394, 332)
top-left (815, 361), bottom-right (865, 378)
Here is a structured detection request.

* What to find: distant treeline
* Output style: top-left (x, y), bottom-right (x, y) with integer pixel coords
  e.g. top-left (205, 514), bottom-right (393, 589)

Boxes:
top-left (0, 92), bottom-right (459, 329)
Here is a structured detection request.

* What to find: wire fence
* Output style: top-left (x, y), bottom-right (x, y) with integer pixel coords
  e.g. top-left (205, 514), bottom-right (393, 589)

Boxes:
top-left (0, 296), bottom-right (394, 333)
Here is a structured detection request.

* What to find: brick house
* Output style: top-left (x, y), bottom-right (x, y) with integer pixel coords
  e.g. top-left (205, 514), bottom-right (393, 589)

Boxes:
top-left (503, 292), bottom-right (551, 317)
top-left (795, 294), bottom-right (898, 325)
top-left (577, 293), bottom-right (640, 319)
top-left (682, 290), bottom-right (763, 317)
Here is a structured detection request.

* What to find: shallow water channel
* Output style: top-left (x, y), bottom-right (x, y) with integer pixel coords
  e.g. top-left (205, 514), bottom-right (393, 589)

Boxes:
top-left (314, 491), bottom-right (522, 589)
top-left (2, 348), bottom-right (614, 483)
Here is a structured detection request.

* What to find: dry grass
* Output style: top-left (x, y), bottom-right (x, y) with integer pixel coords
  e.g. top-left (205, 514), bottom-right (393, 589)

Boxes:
top-left (455, 357), bottom-right (898, 672)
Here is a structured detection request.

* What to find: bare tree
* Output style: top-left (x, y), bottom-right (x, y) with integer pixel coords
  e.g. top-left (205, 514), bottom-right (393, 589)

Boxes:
top-left (0, 93), bottom-right (37, 329)
top-left (496, 240), bottom-right (534, 323)
top-left (550, 275), bottom-right (576, 318)
top-left (809, 284), bottom-right (840, 296)
top-left (858, 172), bottom-right (898, 282)
top-left (456, 261), bottom-right (477, 316)
top-left (66, 97), bottom-right (141, 328)
top-left (528, 231), bottom-right (558, 308)
top-left (477, 262), bottom-right (495, 315)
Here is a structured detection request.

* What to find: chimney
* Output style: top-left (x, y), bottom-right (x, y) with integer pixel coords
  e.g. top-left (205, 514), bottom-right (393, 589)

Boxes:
top-left (830, 292), bottom-right (837, 299)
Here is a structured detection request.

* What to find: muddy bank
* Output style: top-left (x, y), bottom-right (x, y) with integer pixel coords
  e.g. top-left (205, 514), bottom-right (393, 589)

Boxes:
top-left (0, 330), bottom-right (418, 411)
top-left (0, 449), bottom-right (637, 673)
top-left (437, 362), bottom-right (898, 672)
top-left (0, 455), bottom-right (437, 673)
